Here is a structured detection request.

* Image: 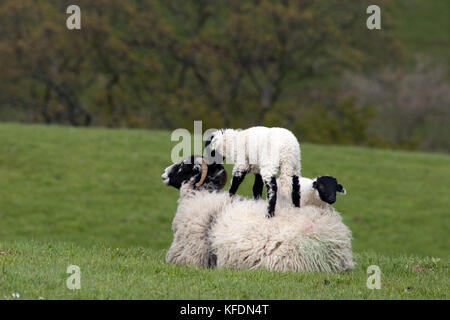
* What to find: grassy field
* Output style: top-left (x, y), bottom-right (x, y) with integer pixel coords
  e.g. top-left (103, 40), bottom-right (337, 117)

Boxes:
top-left (1, 242), bottom-right (447, 300)
top-left (0, 123), bottom-right (449, 299)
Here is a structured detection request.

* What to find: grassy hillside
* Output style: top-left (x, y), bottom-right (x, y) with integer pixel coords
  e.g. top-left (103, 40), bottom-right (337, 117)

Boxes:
top-left (0, 123), bottom-right (449, 299)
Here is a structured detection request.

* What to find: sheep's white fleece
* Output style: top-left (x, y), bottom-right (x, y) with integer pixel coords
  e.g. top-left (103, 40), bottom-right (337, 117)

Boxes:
top-left (166, 188), bottom-right (232, 267)
top-left (166, 185), bottom-right (354, 273)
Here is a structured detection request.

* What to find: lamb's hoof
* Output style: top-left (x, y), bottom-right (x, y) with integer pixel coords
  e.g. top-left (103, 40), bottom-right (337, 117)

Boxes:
top-left (265, 212), bottom-right (275, 219)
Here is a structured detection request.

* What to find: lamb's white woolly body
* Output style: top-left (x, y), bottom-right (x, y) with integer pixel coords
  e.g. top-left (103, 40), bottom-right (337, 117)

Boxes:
top-left (212, 126), bottom-right (301, 198)
top-left (166, 183), bottom-right (354, 273)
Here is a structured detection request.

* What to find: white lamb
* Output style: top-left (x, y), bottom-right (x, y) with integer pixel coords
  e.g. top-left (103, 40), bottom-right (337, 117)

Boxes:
top-left (205, 126), bottom-right (301, 217)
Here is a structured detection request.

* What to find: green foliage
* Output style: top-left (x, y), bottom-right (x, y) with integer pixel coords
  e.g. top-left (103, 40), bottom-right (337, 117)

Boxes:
top-left (0, 0), bottom-right (448, 151)
top-left (0, 1), bottom-right (398, 129)
top-left (294, 98), bottom-right (380, 146)
top-left (389, 0), bottom-right (450, 63)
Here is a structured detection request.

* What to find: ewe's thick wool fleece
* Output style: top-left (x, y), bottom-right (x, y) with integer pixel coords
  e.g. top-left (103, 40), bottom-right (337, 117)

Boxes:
top-left (166, 189), bottom-right (354, 273)
top-left (212, 201), bottom-right (354, 272)
top-left (166, 190), bottom-right (232, 267)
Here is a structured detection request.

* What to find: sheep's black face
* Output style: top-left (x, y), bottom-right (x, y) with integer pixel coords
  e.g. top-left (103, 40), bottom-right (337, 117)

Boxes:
top-left (162, 155), bottom-right (227, 190)
top-left (313, 176), bottom-right (346, 204)
top-left (161, 160), bottom-right (198, 189)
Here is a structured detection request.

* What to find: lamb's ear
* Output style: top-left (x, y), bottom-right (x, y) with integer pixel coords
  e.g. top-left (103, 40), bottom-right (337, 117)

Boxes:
top-left (337, 184), bottom-right (347, 195)
top-left (312, 181), bottom-right (318, 189)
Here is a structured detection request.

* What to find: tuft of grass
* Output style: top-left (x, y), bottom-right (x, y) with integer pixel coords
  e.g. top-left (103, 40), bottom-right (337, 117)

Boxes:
top-left (0, 123), bottom-right (449, 299)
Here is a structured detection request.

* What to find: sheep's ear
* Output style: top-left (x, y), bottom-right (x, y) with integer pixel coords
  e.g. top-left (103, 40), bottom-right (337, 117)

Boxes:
top-left (312, 181), bottom-right (318, 189)
top-left (337, 184), bottom-right (347, 195)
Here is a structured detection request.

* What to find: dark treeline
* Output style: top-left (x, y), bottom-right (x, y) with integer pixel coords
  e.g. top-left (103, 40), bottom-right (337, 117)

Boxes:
top-left (0, 0), bottom-right (448, 152)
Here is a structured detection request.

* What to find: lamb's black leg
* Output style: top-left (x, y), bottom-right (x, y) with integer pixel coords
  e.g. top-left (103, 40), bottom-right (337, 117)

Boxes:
top-left (229, 171), bottom-right (247, 196)
top-left (265, 177), bottom-right (277, 218)
top-left (253, 174), bottom-right (264, 199)
top-left (292, 175), bottom-right (301, 207)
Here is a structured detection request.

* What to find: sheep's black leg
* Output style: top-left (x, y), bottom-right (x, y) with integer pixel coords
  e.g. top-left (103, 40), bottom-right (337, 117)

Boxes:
top-left (229, 171), bottom-right (247, 196)
top-left (265, 177), bottom-right (277, 218)
top-left (292, 175), bottom-right (301, 207)
top-left (252, 174), bottom-right (264, 199)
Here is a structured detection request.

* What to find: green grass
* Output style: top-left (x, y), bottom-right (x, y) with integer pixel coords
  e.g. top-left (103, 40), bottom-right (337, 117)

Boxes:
top-left (0, 123), bottom-right (449, 299)
top-left (0, 241), bottom-right (447, 300)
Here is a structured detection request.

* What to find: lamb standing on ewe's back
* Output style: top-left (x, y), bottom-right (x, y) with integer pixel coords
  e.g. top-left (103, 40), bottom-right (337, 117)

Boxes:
top-left (205, 126), bottom-right (302, 218)
top-left (162, 156), bottom-right (354, 273)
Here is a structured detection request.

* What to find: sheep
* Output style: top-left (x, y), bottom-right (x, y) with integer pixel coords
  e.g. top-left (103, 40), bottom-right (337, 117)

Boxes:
top-left (162, 155), bottom-right (232, 267)
top-left (276, 176), bottom-right (347, 209)
top-left (301, 176), bottom-right (346, 206)
top-left (162, 156), bottom-right (354, 273)
top-left (205, 126), bottom-right (301, 218)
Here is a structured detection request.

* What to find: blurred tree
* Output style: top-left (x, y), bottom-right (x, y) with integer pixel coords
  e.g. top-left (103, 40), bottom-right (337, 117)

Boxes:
top-left (141, 0), bottom-right (399, 127)
top-left (294, 97), bottom-right (379, 146)
top-left (342, 59), bottom-right (450, 152)
top-left (0, 1), bottom-right (94, 125)
top-left (6, 0), bottom-right (440, 151)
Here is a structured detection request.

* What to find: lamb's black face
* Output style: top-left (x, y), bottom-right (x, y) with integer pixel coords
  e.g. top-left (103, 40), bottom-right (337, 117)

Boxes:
top-left (162, 155), bottom-right (227, 190)
top-left (312, 176), bottom-right (346, 204)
